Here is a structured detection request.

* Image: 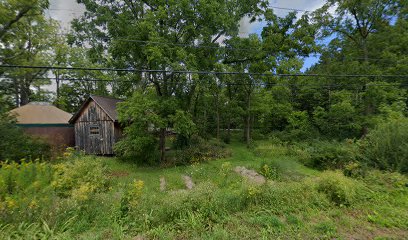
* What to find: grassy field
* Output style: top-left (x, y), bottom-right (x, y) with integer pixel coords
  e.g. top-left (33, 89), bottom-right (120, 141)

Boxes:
top-left (1, 141), bottom-right (407, 239)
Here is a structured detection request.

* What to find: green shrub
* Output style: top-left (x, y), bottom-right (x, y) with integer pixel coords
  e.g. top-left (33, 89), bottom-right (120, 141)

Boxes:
top-left (259, 162), bottom-right (281, 180)
top-left (303, 140), bottom-right (359, 170)
top-left (0, 160), bottom-right (56, 223)
top-left (51, 156), bottom-right (110, 198)
top-left (283, 111), bottom-right (319, 141)
top-left (343, 161), bottom-right (367, 178)
top-left (248, 181), bottom-right (329, 213)
top-left (114, 132), bottom-right (159, 165)
top-left (173, 137), bottom-right (231, 165)
top-left (316, 171), bottom-right (363, 206)
top-left (363, 170), bottom-right (408, 189)
top-left (0, 114), bottom-right (50, 162)
top-left (361, 117), bottom-right (408, 173)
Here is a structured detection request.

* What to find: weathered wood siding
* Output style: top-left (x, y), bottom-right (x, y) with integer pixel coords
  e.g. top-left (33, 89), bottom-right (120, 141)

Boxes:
top-left (74, 100), bottom-right (117, 155)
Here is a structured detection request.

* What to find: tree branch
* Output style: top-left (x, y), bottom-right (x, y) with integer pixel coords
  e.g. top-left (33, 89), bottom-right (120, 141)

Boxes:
top-left (0, 6), bottom-right (33, 40)
top-left (212, 31), bottom-right (226, 43)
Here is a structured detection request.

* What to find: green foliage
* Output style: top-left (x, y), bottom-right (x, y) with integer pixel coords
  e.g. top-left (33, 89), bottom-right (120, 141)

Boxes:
top-left (0, 221), bottom-right (70, 240)
top-left (171, 110), bottom-right (197, 149)
top-left (1, 142), bottom-right (408, 238)
top-left (259, 162), bottom-right (281, 180)
top-left (313, 90), bottom-right (362, 139)
top-left (0, 152), bottom-right (111, 233)
top-left (173, 137), bottom-right (231, 165)
top-left (0, 113), bottom-right (50, 161)
top-left (303, 140), bottom-right (360, 170)
top-left (284, 111), bottom-right (318, 141)
top-left (343, 161), bottom-right (367, 178)
top-left (0, 160), bottom-right (55, 223)
top-left (316, 171), bottom-right (364, 206)
top-left (52, 155), bottom-right (110, 198)
top-left (115, 91), bottom-right (163, 164)
top-left (361, 117), bottom-right (408, 173)
top-left (1, 1), bottom-right (61, 105)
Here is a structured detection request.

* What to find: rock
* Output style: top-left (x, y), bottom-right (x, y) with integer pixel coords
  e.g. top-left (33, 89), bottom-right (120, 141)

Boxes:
top-left (234, 166), bottom-right (266, 185)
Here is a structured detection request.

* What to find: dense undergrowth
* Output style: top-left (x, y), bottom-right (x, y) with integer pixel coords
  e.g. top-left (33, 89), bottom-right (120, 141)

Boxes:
top-left (0, 141), bottom-right (407, 239)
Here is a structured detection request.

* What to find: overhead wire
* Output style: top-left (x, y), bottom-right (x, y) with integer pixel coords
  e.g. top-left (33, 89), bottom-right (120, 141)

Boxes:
top-left (1, 64), bottom-right (408, 79)
top-left (23, 77), bottom-right (408, 90)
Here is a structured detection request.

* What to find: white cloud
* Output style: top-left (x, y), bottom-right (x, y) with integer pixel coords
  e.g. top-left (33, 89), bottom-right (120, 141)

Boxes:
top-left (238, 0), bottom-right (326, 36)
top-left (47, 0), bottom-right (85, 31)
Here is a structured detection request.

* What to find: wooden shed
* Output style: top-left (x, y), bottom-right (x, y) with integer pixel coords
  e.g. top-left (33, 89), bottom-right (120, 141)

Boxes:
top-left (69, 95), bottom-right (123, 155)
top-left (9, 102), bottom-right (75, 149)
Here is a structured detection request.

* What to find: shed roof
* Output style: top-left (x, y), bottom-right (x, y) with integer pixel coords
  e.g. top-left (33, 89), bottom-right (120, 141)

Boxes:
top-left (69, 95), bottom-right (123, 123)
top-left (9, 102), bottom-right (72, 124)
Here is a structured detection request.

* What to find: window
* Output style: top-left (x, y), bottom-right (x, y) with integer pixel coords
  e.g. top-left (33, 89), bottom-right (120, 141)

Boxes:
top-left (89, 125), bottom-right (100, 136)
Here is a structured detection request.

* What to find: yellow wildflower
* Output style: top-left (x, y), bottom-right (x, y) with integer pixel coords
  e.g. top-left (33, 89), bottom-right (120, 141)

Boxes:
top-left (29, 200), bottom-right (38, 209)
top-left (128, 179), bottom-right (144, 208)
top-left (248, 186), bottom-right (260, 197)
top-left (72, 183), bottom-right (95, 202)
top-left (5, 197), bottom-right (16, 209)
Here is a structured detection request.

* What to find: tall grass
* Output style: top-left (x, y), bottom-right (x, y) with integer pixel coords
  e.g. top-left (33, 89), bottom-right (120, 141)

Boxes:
top-left (362, 117), bottom-right (408, 173)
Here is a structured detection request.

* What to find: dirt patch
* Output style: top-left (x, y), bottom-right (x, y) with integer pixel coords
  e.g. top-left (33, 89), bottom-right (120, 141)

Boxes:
top-left (107, 171), bottom-right (129, 178)
top-left (182, 175), bottom-right (195, 190)
top-left (234, 166), bottom-right (266, 185)
top-left (339, 225), bottom-right (408, 240)
top-left (160, 177), bottom-right (166, 191)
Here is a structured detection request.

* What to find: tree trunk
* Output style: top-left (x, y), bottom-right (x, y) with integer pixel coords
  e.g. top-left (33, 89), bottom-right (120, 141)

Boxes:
top-left (56, 70), bottom-right (60, 107)
top-left (13, 78), bottom-right (20, 107)
top-left (159, 128), bottom-right (166, 163)
top-left (20, 81), bottom-right (30, 106)
top-left (361, 39), bottom-right (369, 138)
top-left (216, 104), bottom-right (220, 140)
top-left (245, 94), bottom-right (251, 146)
top-left (362, 40), bottom-right (369, 63)
top-left (246, 114), bottom-right (251, 146)
top-left (227, 120), bottom-right (231, 143)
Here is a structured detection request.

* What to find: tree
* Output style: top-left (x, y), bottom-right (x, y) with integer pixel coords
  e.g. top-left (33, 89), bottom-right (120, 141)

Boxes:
top-left (1, 9), bottom-right (60, 106)
top-left (0, 0), bottom-right (49, 42)
top-left (73, 0), bottom-right (265, 162)
top-left (306, 0), bottom-right (408, 138)
top-left (314, 0), bottom-right (399, 62)
top-left (115, 90), bottom-right (195, 164)
top-left (54, 47), bottom-right (112, 113)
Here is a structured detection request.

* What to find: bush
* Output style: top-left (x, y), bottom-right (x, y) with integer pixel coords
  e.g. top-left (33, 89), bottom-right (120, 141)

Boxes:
top-left (0, 160), bottom-right (56, 223)
top-left (316, 171), bottom-right (363, 206)
top-left (0, 152), bottom-right (111, 229)
top-left (343, 161), bottom-right (367, 178)
top-left (361, 117), bottom-right (408, 173)
top-left (259, 162), bottom-right (281, 181)
top-left (0, 114), bottom-right (50, 162)
top-left (303, 140), bottom-right (359, 170)
top-left (173, 137), bottom-right (231, 165)
top-left (363, 170), bottom-right (408, 189)
top-left (51, 156), bottom-right (110, 198)
top-left (114, 132), bottom-right (159, 165)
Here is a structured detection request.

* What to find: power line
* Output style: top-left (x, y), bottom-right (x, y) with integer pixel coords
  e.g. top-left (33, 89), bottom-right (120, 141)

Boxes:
top-left (15, 76), bottom-right (408, 89)
top-left (1, 64), bottom-right (408, 79)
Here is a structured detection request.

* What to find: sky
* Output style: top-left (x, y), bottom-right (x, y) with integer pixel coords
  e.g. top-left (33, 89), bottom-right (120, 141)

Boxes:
top-left (47, 0), bottom-right (327, 72)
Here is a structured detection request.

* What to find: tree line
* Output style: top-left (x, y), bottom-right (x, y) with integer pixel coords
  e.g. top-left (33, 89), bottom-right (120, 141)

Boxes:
top-left (1, 0), bottom-right (407, 164)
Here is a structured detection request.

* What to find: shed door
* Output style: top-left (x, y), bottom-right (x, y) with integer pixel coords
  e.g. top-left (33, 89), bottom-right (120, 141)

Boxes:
top-left (88, 124), bottom-right (103, 154)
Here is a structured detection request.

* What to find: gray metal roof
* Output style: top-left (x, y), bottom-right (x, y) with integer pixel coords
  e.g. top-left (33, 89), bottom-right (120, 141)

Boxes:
top-left (69, 95), bottom-right (123, 123)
